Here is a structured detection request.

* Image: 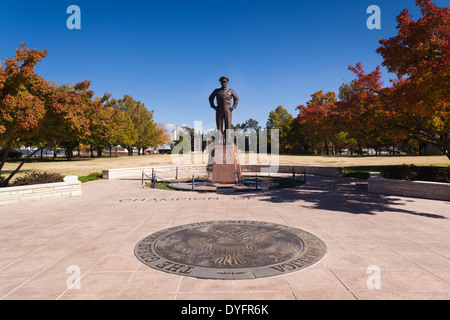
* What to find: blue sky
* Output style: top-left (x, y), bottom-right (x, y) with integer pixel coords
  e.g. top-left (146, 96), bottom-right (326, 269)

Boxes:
top-left (1, 0), bottom-right (448, 131)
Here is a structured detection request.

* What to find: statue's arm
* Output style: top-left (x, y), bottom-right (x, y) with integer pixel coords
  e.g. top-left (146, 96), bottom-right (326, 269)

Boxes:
top-left (231, 90), bottom-right (239, 110)
top-left (209, 90), bottom-right (218, 109)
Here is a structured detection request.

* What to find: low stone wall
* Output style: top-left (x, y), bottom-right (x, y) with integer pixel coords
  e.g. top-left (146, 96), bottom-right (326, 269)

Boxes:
top-left (368, 172), bottom-right (450, 201)
top-left (0, 176), bottom-right (82, 206)
top-left (242, 164), bottom-right (344, 177)
top-left (102, 164), bottom-right (344, 180)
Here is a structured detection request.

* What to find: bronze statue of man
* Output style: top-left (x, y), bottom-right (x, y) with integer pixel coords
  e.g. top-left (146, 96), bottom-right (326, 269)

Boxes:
top-left (209, 76), bottom-right (239, 136)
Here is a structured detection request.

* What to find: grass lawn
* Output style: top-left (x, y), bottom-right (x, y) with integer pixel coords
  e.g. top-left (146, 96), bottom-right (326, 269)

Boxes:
top-left (1, 154), bottom-right (449, 183)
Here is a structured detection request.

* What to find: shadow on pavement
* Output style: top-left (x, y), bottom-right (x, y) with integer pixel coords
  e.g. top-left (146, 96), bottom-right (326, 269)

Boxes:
top-left (255, 176), bottom-right (448, 219)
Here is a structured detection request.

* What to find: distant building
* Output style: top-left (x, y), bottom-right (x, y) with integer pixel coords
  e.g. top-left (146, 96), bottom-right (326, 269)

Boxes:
top-left (145, 144), bottom-right (172, 155)
top-left (158, 144), bottom-right (172, 154)
top-left (171, 125), bottom-right (188, 142)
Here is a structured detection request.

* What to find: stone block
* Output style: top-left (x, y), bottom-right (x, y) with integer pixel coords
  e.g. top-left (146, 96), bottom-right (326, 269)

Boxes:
top-left (0, 195), bottom-right (18, 201)
top-left (9, 190), bottom-right (25, 196)
top-left (61, 191), bottom-right (72, 197)
top-left (71, 190), bottom-right (82, 196)
top-left (54, 185), bottom-right (73, 191)
top-left (41, 193), bottom-right (60, 199)
top-left (32, 187), bottom-right (54, 194)
top-left (18, 194), bottom-right (42, 202)
top-left (0, 199), bottom-right (18, 205)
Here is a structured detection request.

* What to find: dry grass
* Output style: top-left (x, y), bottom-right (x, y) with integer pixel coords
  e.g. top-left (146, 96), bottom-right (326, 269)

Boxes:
top-left (2, 154), bottom-right (448, 181)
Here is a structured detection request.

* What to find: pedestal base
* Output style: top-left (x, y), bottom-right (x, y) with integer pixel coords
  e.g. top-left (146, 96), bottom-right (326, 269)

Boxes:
top-left (207, 145), bottom-right (242, 184)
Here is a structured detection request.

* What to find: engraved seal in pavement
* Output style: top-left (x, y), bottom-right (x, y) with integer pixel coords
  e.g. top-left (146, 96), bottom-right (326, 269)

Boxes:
top-left (134, 221), bottom-right (327, 280)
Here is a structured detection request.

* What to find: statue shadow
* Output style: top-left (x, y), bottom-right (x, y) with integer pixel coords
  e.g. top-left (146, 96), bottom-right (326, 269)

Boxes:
top-left (254, 176), bottom-right (448, 219)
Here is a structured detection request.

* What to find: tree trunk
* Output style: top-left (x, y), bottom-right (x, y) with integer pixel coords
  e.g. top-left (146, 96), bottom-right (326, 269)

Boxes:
top-left (1, 147), bottom-right (44, 187)
top-left (0, 143), bottom-right (12, 172)
top-left (67, 147), bottom-right (74, 161)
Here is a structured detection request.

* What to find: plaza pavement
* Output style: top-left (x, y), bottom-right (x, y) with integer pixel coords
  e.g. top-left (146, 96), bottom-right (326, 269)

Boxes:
top-left (0, 173), bottom-right (449, 300)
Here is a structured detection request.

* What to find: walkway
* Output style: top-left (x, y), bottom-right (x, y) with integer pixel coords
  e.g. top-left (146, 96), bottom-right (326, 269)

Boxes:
top-left (0, 174), bottom-right (449, 300)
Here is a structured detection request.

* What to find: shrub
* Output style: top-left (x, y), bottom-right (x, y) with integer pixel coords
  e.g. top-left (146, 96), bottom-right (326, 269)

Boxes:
top-left (11, 172), bottom-right (64, 187)
top-left (381, 164), bottom-right (450, 183)
top-left (78, 173), bottom-right (102, 183)
top-left (343, 171), bottom-right (370, 180)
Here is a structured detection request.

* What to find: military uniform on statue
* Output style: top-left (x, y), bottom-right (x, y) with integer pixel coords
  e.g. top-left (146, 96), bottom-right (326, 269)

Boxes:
top-left (207, 77), bottom-right (242, 185)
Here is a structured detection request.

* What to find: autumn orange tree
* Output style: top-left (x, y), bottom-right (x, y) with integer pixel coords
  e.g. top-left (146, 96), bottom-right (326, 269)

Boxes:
top-left (0, 43), bottom-right (51, 186)
top-left (295, 65), bottom-right (407, 155)
top-left (335, 63), bottom-right (407, 153)
top-left (45, 81), bottom-right (93, 161)
top-left (80, 87), bottom-right (122, 158)
top-left (295, 0), bottom-right (448, 157)
top-left (47, 81), bottom-right (119, 160)
top-left (296, 91), bottom-right (344, 154)
top-left (0, 44), bottom-right (123, 186)
top-left (376, 0), bottom-right (450, 159)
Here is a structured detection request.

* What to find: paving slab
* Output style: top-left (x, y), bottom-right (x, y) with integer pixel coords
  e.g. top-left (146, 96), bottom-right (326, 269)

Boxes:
top-left (0, 174), bottom-right (449, 300)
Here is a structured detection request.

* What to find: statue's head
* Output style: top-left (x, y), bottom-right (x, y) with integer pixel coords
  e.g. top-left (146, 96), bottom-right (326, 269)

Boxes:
top-left (219, 76), bottom-right (229, 88)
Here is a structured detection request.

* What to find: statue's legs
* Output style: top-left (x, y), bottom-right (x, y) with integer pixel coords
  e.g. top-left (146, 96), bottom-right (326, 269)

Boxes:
top-left (224, 108), bottom-right (234, 144)
top-left (216, 108), bottom-right (225, 136)
top-left (216, 107), bottom-right (233, 144)
top-left (224, 108), bottom-right (232, 131)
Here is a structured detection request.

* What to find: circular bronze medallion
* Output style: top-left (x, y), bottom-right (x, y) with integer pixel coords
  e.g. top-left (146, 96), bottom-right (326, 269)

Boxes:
top-left (134, 221), bottom-right (327, 280)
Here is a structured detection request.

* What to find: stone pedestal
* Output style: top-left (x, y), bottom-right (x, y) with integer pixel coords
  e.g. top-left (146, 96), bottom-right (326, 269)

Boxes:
top-left (207, 145), bottom-right (242, 184)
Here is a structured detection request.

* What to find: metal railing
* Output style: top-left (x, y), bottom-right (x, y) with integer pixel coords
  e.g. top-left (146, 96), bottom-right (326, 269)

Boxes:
top-left (141, 167), bottom-right (200, 190)
top-left (141, 166), bottom-right (307, 189)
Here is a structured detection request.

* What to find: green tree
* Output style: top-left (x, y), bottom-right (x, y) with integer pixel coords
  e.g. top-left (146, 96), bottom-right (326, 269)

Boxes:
top-left (149, 123), bottom-right (171, 151)
top-left (232, 118), bottom-right (261, 152)
top-left (113, 112), bottom-right (138, 151)
top-left (117, 95), bottom-right (160, 155)
top-left (177, 125), bottom-right (194, 153)
top-left (266, 106), bottom-right (295, 153)
top-left (234, 118), bottom-right (261, 132)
